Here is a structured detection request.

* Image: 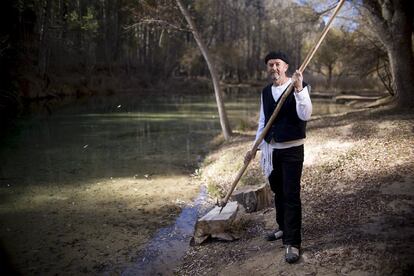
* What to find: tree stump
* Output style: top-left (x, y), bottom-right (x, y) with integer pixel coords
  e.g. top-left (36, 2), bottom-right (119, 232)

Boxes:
top-left (192, 201), bottom-right (239, 245)
top-left (230, 183), bottom-right (273, 213)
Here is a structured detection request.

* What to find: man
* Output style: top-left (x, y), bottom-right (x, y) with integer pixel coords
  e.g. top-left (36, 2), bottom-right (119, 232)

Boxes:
top-left (245, 51), bottom-right (312, 263)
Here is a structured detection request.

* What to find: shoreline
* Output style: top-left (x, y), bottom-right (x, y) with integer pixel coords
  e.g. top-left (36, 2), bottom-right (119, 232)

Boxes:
top-left (1, 101), bottom-right (410, 275)
top-left (176, 106), bottom-right (414, 275)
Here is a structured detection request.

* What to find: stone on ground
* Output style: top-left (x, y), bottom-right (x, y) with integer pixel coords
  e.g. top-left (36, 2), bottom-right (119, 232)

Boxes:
top-left (192, 201), bottom-right (239, 245)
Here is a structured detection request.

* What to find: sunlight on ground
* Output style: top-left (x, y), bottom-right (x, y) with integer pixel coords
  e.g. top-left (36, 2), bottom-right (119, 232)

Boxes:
top-left (304, 139), bottom-right (354, 166)
top-left (0, 174), bottom-right (200, 275)
top-left (4, 175), bottom-right (198, 212)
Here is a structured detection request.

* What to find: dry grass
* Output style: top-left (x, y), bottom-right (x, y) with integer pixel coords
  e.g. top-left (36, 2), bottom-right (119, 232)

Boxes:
top-left (177, 107), bottom-right (414, 275)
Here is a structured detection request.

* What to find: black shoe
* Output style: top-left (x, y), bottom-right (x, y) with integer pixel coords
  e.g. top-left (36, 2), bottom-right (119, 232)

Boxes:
top-left (285, 245), bottom-right (300, 263)
top-left (265, 230), bottom-right (283, 241)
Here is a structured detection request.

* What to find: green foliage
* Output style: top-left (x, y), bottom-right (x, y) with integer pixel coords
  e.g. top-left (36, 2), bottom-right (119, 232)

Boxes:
top-left (68, 7), bottom-right (98, 34)
top-left (68, 10), bottom-right (79, 28)
top-left (2, 0), bottom-right (390, 101)
top-left (179, 47), bottom-right (205, 77)
top-left (207, 182), bottom-right (224, 198)
top-left (81, 7), bottom-right (99, 32)
top-left (308, 28), bottom-right (353, 87)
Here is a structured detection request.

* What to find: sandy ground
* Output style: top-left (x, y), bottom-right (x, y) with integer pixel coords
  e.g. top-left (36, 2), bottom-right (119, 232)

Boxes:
top-left (176, 107), bottom-right (414, 275)
top-left (0, 174), bottom-right (199, 275)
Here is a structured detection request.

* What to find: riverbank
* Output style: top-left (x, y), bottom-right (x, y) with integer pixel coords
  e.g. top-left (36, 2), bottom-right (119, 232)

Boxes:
top-left (0, 95), bottom-right (408, 275)
top-left (1, 87), bottom-right (267, 275)
top-left (177, 106), bottom-right (414, 275)
top-left (0, 90), bottom-right (224, 275)
top-left (0, 173), bottom-right (203, 275)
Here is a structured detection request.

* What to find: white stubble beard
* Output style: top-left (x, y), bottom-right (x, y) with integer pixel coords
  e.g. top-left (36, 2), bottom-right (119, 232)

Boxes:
top-left (271, 72), bottom-right (280, 81)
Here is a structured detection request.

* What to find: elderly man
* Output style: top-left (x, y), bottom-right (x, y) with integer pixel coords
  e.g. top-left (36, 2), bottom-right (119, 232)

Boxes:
top-left (245, 51), bottom-right (312, 263)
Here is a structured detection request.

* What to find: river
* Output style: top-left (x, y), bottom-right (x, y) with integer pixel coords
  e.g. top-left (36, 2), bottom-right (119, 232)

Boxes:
top-left (0, 90), bottom-right (354, 275)
top-left (0, 91), bottom-right (351, 186)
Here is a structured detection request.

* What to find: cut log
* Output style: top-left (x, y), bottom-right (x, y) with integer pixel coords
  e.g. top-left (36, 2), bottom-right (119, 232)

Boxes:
top-left (192, 201), bottom-right (239, 245)
top-left (334, 95), bottom-right (380, 104)
top-left (230, 183), bottom-right (273, 213)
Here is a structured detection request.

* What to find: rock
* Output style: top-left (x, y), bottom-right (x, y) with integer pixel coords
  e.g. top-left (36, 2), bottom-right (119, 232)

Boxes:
top-left (230, 183), bottom-right (273, 213)
top-left (192, 201), bottom-right (239, 245)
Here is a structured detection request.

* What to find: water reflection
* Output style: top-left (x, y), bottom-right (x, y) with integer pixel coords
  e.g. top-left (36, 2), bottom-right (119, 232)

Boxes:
top-left (0, 92), bottom-right (352, 187)
top-left (1, 95), bottom-right (221, 187)
top-left (0, 90), bottom-right (356, 274)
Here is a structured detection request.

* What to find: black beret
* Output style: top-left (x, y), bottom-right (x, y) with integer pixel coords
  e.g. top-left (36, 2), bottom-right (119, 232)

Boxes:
top-left (264, 51), bottom-right (289, 65)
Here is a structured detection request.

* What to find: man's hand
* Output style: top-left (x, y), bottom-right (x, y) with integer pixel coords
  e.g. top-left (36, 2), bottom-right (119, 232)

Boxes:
top-left (292, 70), bottom-right (303, 92)
top-left (244, 149), bottom-right (257, 164)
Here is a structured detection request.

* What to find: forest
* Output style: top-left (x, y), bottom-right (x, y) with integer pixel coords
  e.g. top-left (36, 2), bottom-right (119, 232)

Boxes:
top-left (1, 0), bottom-right (412, 128)
top-left (0, 0), bottom-right (413, 275)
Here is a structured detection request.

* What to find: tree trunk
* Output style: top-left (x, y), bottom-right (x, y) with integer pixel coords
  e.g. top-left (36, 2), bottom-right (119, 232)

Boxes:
top-left (175, 0), bottom-right (232, 140)
top-left (327, 64), bottom-right (333, 89)
top-left (230, 183), bottom-right (273, 213)
top-left (38, 0), bottom-right (52, 77)
top-left (255, 0), bottom-right (263, 80)
top-left (386, 33), bottom-right (414, 109)
top-left (362, 0), bottom-right (414, 109)
top-left (59, 0), bottom-right (68, 69)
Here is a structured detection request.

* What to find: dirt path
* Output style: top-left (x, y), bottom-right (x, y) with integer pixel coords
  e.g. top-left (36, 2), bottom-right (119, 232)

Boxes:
top-left (176, 108), bottom-right (414, 275)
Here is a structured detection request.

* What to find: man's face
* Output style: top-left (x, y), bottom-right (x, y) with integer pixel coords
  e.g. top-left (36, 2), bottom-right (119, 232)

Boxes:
top-left (267, 58), bottom-right (288, 81)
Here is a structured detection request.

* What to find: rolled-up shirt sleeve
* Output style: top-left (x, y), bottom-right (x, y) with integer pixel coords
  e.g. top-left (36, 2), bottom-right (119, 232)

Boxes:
top-left (294, 85), bottom-right (312, 121)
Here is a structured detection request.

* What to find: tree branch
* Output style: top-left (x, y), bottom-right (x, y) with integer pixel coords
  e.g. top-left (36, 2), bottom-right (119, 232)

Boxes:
top-left (360, 0), bottom-right (392, 45)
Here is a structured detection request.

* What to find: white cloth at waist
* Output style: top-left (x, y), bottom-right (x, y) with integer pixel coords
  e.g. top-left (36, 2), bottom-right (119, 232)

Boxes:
top-left (259, 139), bottom-right (305, 178)
top-left (266, 138), bottom-right (305, 149)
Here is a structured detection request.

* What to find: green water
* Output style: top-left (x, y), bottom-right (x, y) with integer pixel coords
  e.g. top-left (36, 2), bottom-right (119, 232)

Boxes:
top-left (0, 92), bottom-right (352, 187)
top-left (0, 90), bottom-right (356, 274)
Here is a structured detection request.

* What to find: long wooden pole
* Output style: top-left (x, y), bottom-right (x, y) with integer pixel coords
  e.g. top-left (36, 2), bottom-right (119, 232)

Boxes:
top-left (219, 0), bottom-right (346, 211)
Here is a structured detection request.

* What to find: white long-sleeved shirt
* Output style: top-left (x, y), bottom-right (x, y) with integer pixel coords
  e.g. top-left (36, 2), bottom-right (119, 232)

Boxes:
top-left (255, 78), bottom-right (312, 150)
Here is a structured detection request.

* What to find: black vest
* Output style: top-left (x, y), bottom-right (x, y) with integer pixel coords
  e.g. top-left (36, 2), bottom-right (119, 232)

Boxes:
top-left (262, 82), bottom-right (307, 143)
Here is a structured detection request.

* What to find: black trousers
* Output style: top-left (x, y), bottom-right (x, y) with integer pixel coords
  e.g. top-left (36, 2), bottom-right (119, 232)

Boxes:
top-left (268, 145), bottom-right (304, 246)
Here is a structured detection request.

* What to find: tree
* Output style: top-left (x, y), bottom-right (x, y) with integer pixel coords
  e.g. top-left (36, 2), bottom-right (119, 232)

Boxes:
top-left (0, 0), bottom-right (21, 126)
top-left (310, 28), bottom-right (348, 89)
top-left (359, 0), bottom-right (414, 109)
top-left (175, 0), bottom-right (232, 140)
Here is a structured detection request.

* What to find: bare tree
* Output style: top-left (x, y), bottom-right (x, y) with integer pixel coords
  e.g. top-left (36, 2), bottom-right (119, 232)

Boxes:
top-left (175, 0), bottom-right (232, 140)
